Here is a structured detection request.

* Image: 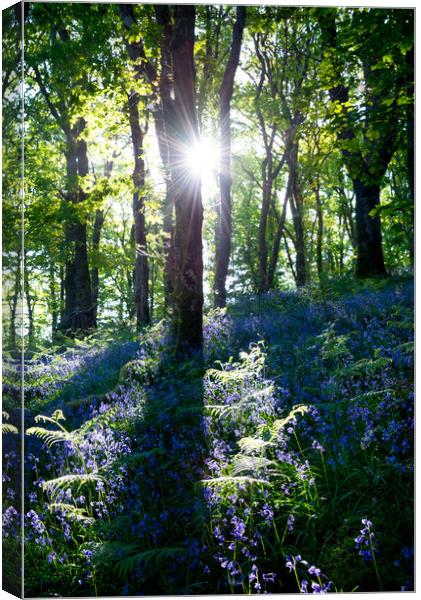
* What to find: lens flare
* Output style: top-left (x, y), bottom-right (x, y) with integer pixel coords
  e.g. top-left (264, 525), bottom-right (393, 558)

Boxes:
top-left (185, 138), bottom-right (219, 180)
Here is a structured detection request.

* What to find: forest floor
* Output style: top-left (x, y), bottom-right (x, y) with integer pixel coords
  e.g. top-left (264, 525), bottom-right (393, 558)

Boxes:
top-left (3, 276), bottom-right (414, 596)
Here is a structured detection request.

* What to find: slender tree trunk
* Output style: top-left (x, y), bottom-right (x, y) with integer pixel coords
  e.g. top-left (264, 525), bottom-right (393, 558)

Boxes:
top-left (59, 264), bottom-right (65, 323)
top-left (214, 6), bottom-right (246, 308)
top-left (170, 6), bottom-right (204, 352)
top-left (23, 260), bottom-right (34, 348)
top-left (258, 165), bottom-right (271, 293)
top-left (283, 233), bottom-right (297, 283)
top-left (266, 178), bottom-right (291, 289)
top-left (288, 143), bottom-right (306, 287)
top-left (154, 5), bottom-right (176, 311)
top-left (91, 208), bottom-right (104, 326)
top-left (49, 262), bottom-right (58, 336)
top-left (338, 213), bottom-right (345, 274)
top-left (406, 45), bottom-right (414, 264)
top-left (91, 159), bottom-right (112, 326)
top-left (128, 93), bottom-right (150, 328)
top-left (316, 184), bottom-right (323, 280)
top-left (9, 252), bottom-right (21, 349)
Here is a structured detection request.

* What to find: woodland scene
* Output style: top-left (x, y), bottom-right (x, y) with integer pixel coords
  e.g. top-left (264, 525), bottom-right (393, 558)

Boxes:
top-left (2, 2), bottom-right (414, 596)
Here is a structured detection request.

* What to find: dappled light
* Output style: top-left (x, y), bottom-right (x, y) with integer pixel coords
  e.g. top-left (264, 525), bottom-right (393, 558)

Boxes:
top-left (2, 2), bottom-right (413, 597)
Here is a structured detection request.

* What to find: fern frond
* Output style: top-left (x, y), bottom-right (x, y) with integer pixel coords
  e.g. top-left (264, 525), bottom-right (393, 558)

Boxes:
top-left (201, 475), bottom-right (268, 487)
top-left (34, 412), bottom-right (65, 426)
top-left (238, 436), bottom-right (275, 455)
top-left (48, 503), bottom-right (95, 524)
top-left (43, 473), bottom-right (103, 496)
top-left (204, 404), bottom-right (238, 418)
top-left (25, 426), bottom-right (74, 448)
top-left (231, 454), bottom-right (277, 476)
top-left (2, 423), bottom-right (18, 435)
top-left (271, 405), bottom-right (309, 437)
top-left (115, 547), bottom-right (187, 579)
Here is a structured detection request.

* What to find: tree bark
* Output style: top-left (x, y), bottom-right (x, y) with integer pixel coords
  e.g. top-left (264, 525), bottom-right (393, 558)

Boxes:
top-left (32, 29), bottom-right (95, 333)
top-left (60, 121), bottom-right (95, 333)
top-left (319, 12), bottom-right (390, 278)
top-left (315, 184), bottom-right (323, 280)
top-left (120, 3), bottom-right (175, 312)
top-left (49, 262), bottom-right (58, 336)
top-left (257, 165), bottom-right (271, 293)
top-left (154, 5), bottom-right (176, 311)
top-left (23, 257), bottom-right (34, 348)
top-left (353, 180), bottom-right (386, 277)
top-left (73, 124), bottom-right (95, 330)
top-left (288, 142), bottom-right (306, 287)
top-left (170, 5), bottom-right (204, 352)
top-left (266, 178), bottom-right (291, 289)
top-left (128, 92), bottom-right (151, 328)
top-left (91, 208), bottom-right (104, 326)
top-left (214, 6), bottom-right (246, 308)
top-left (405, 45), bottom-right (414, 264)
top-left (8, 251), bottom-right (21, 349)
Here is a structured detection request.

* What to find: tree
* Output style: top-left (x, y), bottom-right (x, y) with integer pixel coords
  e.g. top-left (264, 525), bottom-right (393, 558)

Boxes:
top-left (319, 8), bottom-right (413, 278)
top-left (26, 4), bottom-right (97, 332)
top-left (249, 9), bottom-right (313, 290)
top-left (213, 6), bottom-right (246, 308)
top-left (169, 6), bottom-right (204, 352)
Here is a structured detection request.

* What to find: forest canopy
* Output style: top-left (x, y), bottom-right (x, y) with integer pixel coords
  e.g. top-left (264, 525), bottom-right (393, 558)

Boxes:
top-left (2, 3), bottom-right (414, 352)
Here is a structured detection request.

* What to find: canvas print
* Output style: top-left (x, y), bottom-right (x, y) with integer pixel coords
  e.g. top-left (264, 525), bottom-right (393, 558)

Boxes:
top-left (2, 1), bottom-right (414, 596)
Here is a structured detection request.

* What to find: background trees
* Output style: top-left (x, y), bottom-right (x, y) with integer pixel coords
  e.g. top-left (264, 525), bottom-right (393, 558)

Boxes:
top-left (4, 4), bottom-right (413, 351)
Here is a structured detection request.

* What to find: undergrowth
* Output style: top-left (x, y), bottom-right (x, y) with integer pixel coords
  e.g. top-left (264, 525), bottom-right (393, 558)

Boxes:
top-left (2, 279), bottom-right (414, 595)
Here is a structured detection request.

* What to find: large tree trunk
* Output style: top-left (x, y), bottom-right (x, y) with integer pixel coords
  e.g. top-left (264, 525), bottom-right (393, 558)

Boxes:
top-left (128, 92), bottom-right (150, 328)
top-left (353, 180), bottom-right (386, 278)
top-left (62, 134), bottom-right (78, 331)
top-left (319, 12), bottom-right (389, 279)
top-left (214, 6), bottom-right (246, 308)
top-left (61, 121), bottom-right (95, 333)
top-left (170, 6), bottom-right (204, 352)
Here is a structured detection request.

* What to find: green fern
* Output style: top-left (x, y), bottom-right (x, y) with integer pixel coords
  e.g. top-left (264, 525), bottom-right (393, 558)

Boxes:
top-left (43, 473), bottom-right (103, 496)
top-left (271, 404), bottom-right (309, 437)
top-left (48, 503), bottom-right (95, 524)
top-left (115, 547), bottom-right (187, 579)
top-left (238, 436), bottom-right (275, 455)
top-left (25, 426), bottom-right (74, 448)
top-left (201, 475), bottom-right (268, 487)
top-left (2, 418), bottom-right (18, 435)
top-left (93, 542), bottom-right (187, 579)
top-left (2, 411), bottom-right (18, 435)
top-left (231, 454), bottom-right (277, 476)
